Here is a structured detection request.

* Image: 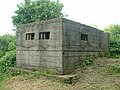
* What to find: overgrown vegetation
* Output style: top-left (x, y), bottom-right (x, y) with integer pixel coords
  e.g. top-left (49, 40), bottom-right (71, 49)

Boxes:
top-left (81, 55), bottom-right (95, 67)
top-left (109, 41), bottom-right (120, 56)
top-left (104, 24), bottom-right (120, 56)
top-left (0, 34), bottom-right (16, 81)
top-left (103, 24), bottom-right (120, 78)
top-left (109, 60), bottom-right (120, 74)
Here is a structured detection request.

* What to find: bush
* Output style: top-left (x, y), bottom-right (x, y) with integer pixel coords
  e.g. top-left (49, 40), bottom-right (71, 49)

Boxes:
top-left (0, 34), bottom-right (15, 57)
top-left (104, 24), bottom-right (120, 56)
top-left (98, 52), bottom-right (104, 57)
top-left (0, 34), bottom-right (16, 81)
top-left (81, 55), bottom-right (95, 67)
top-left (109, 41), bottom-right (120, 56)
top-left (111, 60), bottom-right (120, 73)
top-left (0, 50), bottom-right (16, 80)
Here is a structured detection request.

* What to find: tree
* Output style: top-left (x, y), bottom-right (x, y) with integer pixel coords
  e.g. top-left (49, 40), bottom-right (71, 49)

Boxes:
top-left (12, 0), bottom-right (65, 26)
top-left (104, 24), bottom-right (120, 55)
top-left (0, 34), bottom-right (15, 57)
top-left (104, 24), bottom-right (120, 42)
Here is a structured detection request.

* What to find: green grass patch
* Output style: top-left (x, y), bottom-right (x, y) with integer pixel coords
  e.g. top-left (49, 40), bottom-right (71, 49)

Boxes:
top-left (0, 81), bottom-right (7, 90)
top-left (109, 55), bottom-right (120, 59)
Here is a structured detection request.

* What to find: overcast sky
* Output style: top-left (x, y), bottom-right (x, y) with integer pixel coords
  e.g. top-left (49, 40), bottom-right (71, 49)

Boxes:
top-left (0, 0), bottom-right (120, 35)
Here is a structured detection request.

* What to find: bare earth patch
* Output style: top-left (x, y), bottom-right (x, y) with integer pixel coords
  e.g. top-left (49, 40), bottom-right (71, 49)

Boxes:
top-left (6, 76), bottom-right (72, 90)
top-left (6, 58), bottom-right (120, 90)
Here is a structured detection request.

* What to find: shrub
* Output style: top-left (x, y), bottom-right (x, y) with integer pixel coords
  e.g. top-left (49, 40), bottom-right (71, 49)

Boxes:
top-left (109, 41), bottom-right (120, 56)
top-left (98, 52), bottom-right (104, 57)
top-left (111, 60), bottom-right (120, 73)
top-left (81, 55), bottom-right (95, 67)
top-left (0, 34), bottom-right (16, 81)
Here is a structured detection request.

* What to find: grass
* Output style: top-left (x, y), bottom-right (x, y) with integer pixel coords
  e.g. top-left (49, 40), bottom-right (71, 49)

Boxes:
top-left (1, 57), bottom-right (120, 90)
top-left (0, 78), bottom-right (10, 90)
top-left (108, 54), bottom-right (120, 59)
top-left (0, 82), bottom-right (7, 90)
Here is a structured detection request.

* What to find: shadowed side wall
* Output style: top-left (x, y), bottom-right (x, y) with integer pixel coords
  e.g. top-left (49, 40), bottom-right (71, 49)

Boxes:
top-left (62, 18), bottom-right (104, 74)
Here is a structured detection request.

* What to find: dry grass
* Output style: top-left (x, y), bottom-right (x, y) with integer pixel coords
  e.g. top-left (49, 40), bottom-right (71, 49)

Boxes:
top-left (5, 57), bottom-right (120, 90)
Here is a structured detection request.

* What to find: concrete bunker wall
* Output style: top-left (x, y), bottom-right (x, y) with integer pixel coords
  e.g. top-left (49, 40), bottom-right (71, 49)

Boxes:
top-left (62, 19), bottom-right (105, 74)
top-left (16, 19), bottom-right (64, 74)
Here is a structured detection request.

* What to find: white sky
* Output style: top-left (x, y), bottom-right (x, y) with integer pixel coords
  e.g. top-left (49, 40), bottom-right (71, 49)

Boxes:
top-left (0, 0), bottom-right (120, 35)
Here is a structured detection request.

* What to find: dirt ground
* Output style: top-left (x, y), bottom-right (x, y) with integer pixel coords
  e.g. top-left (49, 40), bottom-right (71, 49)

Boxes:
top-left (6, 58), bottom-right (120, 90)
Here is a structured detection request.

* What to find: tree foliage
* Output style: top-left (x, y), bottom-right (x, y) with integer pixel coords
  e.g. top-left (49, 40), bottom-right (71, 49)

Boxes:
top-left (104, 24), bottom-right (120, 41)
top-left (12, 0), bottom-right (65, 26)
top-left (104, 24), bottom-right (120, 55)
top-left (0, 34), bottom-right (16, 80)
top-left (0, 34), bottom-right (16, 57)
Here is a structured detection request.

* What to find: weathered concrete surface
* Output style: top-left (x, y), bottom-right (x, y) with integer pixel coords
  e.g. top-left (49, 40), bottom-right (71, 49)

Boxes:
top-left (16, 19), bottom-right (63, 74)
top-left (62, 19), bottom-right (106, 74)
top-left (16, 18), bottom-right (109, 74)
